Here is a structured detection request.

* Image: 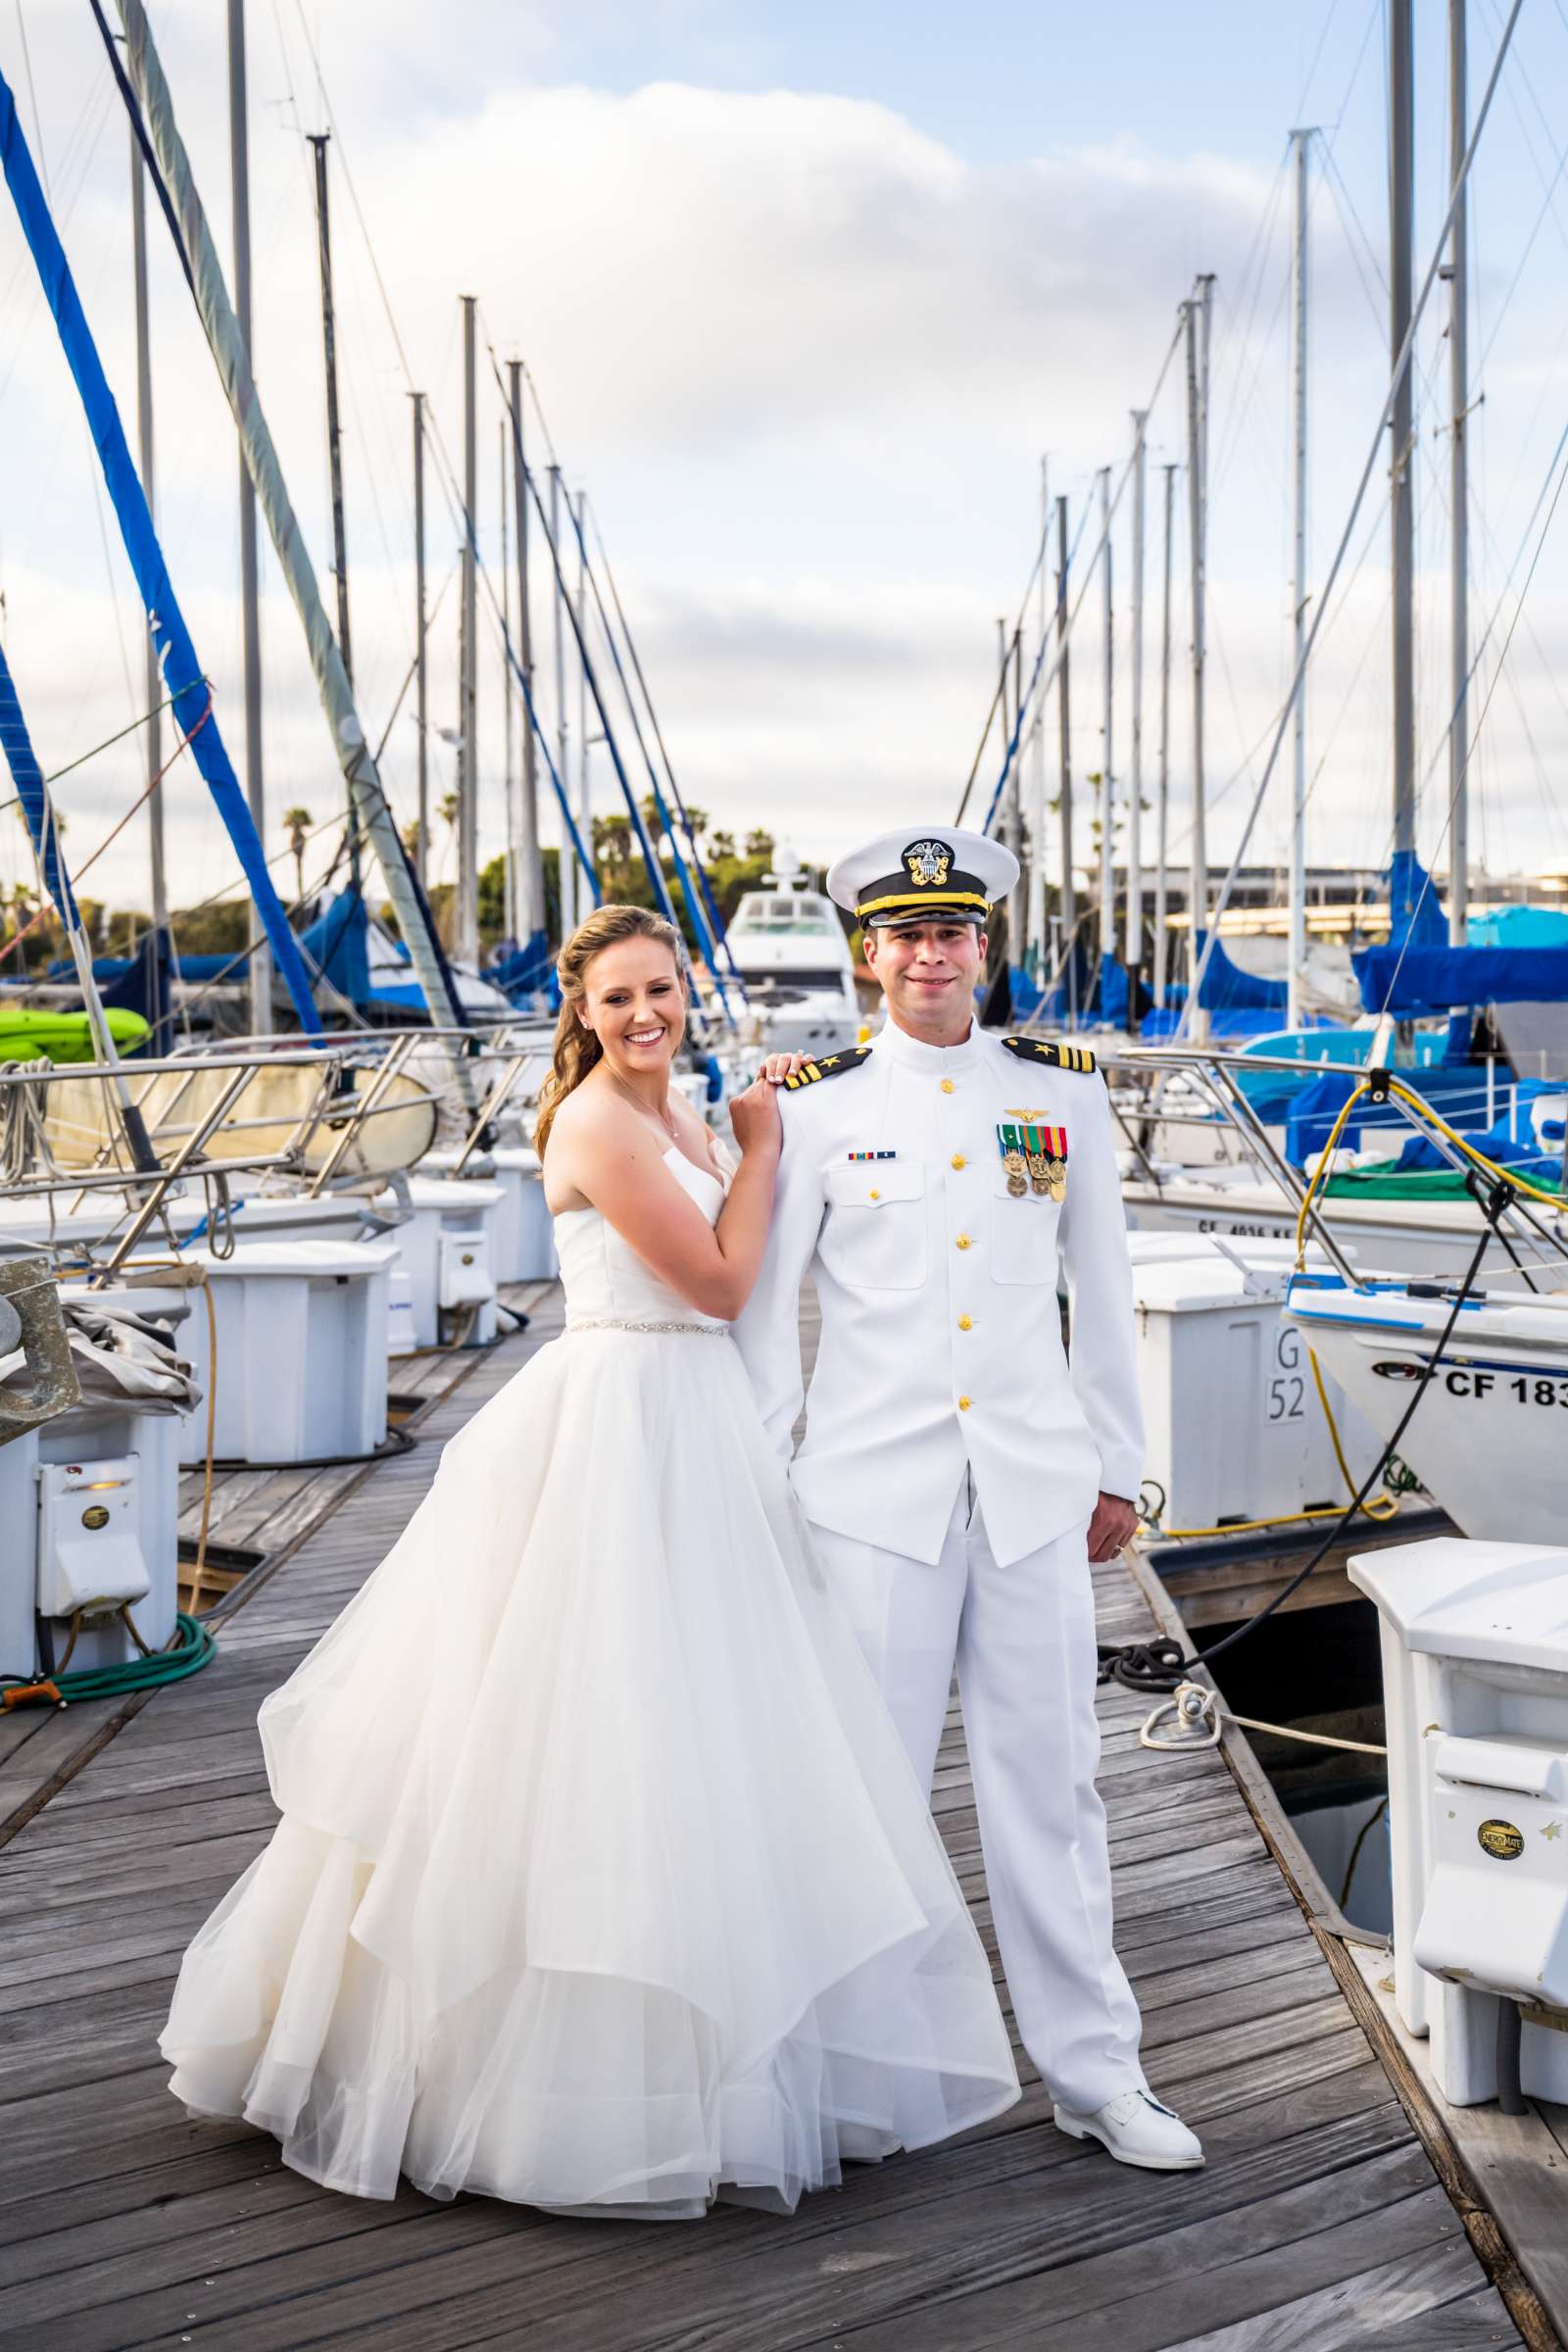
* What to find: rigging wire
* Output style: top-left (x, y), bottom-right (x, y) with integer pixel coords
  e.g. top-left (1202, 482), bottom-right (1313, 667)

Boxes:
top-left (1180, 0), bottom-right (1525, 1036)
top-left (969, 314), bottom-right (1187, 839)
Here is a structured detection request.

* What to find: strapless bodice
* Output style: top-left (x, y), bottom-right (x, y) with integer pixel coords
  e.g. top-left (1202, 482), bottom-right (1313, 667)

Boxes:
top-left (553, 1146), bottom-right (730, 1330)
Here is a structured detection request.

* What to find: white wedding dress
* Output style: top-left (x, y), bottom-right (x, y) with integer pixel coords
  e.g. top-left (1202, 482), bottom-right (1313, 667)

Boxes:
top-left (161, 1147), bottom-right (1019, 2217)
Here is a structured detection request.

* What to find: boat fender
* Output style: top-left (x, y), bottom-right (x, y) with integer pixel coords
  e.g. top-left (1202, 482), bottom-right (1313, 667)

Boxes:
top-left (1002, 1037), bottom-right (1101, 1077)
top-left (780, 1047), bottom-right (873, 1091)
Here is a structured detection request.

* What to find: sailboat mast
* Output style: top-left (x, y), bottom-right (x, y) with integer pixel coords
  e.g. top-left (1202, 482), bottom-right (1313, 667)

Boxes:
top-left (1008, 625), bottom-right (1023, 953)
top-left (457, 293), bottom-right (479, 968)
top-left (226, 0), bottom-right (269, 1032)
top-left (1098, 466), bottom-right (1114, 965)
top-left (551, 466), bottom-right (574, 940)
top-left (1289, 127), bottom-right (1312, 1028)
top-left (411, 389), bottom-right (427, 888)
top-left (308, 130), bottom-right (360, 898)
top-left (1153, 463), bottom-right (1175, 1010)
top-left (128, 135), bottom-right (167, 948)
top-left (576, 487), bottom-right (591, 908)
top-left (1027, 456), bottom-right (1048, 976)
top-left (507, 360), bottom-right (544, 945)
top-left (500, 420), bottom-right (515, 945)
top-left (1125, 409), bottom-right (1147, 1027)
top-left (1447, 0), bottom-right (1470, 945)
top-left (1055, 495), bottom-right (1074, 974)
top-left (1390, 0), bottom-right (1416, 869)
top-left (1183, 293), bottom-right (1208, 1041)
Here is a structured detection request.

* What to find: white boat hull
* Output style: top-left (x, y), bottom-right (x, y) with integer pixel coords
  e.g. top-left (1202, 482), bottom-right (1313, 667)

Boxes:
top-left (1122, 1173), bottom-right (1537, 1287)
top-left (1287, 1277), bottom-right (1568, 1544)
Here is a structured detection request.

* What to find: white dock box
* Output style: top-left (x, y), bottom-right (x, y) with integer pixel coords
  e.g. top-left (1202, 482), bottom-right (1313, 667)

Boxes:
top-left (1131, 1253), bottom-right (1380, 1533)
top-left (175, 1241), bottom-right (397, 1465)
top-left (0, 1407), bottom-right (182, 1679)
top-left (370, 1177), bottom-right (504, 1348)
top-left (423, 1146), bottom-right (558, 1282)
top-left (1348, 1536), bottom-right (1568, 2105)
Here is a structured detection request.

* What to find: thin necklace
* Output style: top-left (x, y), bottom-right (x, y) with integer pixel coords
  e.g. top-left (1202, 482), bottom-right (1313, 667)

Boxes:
top-left (609, 1068), bottom-right (679, 1143)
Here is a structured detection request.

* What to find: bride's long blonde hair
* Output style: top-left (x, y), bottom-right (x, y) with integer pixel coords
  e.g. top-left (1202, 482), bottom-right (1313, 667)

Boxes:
top-left (533, 904), bottom-right (686, 1158)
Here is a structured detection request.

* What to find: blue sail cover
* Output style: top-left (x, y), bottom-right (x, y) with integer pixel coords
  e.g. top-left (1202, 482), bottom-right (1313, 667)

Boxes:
top-left (0, 634), bottom-right (78, 929)
top-left (1193, 930), bottom-right (1289, 1013)
top-left (1352, 943), bottom-right (1568, 1016)
top-left (490, 929), bottom-right (552, 1003)
top-left (298, 889), bottom-right (371, 1008)
top-left (0, 73), bottom-right (319, 1032)
top-left (1387, 849), bottom-right (1447, 951)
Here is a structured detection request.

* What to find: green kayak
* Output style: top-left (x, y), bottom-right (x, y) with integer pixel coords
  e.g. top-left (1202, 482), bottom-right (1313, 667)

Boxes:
top-left (0, 1006), bottom-right (151, 1065)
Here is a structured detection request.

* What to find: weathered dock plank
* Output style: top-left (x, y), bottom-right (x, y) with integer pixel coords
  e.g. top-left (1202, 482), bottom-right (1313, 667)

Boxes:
top-left (0, 1285), bottom-right (1530, 2351)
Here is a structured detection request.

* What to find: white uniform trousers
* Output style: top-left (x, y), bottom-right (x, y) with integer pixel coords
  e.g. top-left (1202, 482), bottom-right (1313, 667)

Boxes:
top-left (808, 1480), bottom-right (1146, 2115)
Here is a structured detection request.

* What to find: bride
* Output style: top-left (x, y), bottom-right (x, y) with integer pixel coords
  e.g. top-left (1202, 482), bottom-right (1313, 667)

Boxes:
top-left (161, 903), bottom-right (1019, 2219)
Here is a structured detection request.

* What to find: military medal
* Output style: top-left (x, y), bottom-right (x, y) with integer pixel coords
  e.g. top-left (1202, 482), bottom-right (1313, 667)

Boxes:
top-left (1016, 1120), bottom-right (1068, 1201)
top-left (996, 1124), bottom-right (1029, 1197)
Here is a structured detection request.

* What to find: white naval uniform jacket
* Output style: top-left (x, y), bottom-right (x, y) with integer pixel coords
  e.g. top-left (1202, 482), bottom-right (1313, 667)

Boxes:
top-left (733, 1019), bottom-right (1144, 1570)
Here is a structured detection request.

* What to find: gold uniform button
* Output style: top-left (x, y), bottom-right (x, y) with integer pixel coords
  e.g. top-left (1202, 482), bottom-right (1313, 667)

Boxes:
top-left (940, 1079), bottom-right (956, 1095)
top-left (951, 1153), bottom-right (967, 1170)
top-left (957, 1315), bottom-right (973, 1332)
top-left (955, 1233), bottom-right (972, 1250)
top-left (957, 1395), bottom-right (972, 1411)
top-left (869, 1189), bottom-right (880, 1200)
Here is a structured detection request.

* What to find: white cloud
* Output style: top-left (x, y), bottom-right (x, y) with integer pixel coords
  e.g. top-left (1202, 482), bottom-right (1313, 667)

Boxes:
top-left (0, 10), bottom-right (1564, 930)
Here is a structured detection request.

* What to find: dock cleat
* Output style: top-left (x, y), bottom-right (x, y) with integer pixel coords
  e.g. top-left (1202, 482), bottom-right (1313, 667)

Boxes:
top-left (1053, 2086), bottom-right (1204, 2171)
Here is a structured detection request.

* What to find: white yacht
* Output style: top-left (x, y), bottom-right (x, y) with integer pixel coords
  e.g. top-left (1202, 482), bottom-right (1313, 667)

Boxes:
top-left (721, 851), bottom-right (862, 1057)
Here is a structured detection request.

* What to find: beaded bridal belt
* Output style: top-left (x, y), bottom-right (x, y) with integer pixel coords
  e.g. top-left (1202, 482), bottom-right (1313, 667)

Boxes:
top-left (564, 1317), bottom-right (730, 1339)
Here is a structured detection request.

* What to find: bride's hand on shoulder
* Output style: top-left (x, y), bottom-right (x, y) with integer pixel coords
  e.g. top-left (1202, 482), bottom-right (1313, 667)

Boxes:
top-left (758, 1052), bottom-right (809, 1086)
top-left (728, 1073), bottom-right (783, 1161)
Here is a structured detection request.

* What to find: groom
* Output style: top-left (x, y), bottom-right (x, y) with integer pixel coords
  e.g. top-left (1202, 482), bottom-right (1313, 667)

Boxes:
top-left (738, 825), bottom-right (1201, 2171)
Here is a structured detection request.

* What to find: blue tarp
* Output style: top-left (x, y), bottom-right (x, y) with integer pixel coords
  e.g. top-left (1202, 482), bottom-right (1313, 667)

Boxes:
top-left (1469, 906), bottom-right (1568, 949)
top-left (55, 948), bottom-right (247, 984)
top-left (1352, 943), bottom-right (1568, 1016)
top-left (1388, 849), bottom-right (1447, 951)
top-left (1285, 1063), bottom-right (1550, 1166)
top-left (0, 72), bottom-right (320, 1033)
top-left (1192, 930), bottom-right (1289, 1013)
top-left (100, 924), bottom-right (172, 1054)
top-left (298, 890), bottom-right (372, 1009)
top-left (1140, 1004), bottom-right (1308, 1046)
top-left (490, 929), bottom-right (552, 1003)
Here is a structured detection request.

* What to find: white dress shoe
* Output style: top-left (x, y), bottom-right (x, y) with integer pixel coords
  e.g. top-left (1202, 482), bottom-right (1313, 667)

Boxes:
top-left (1053, 2086), bottom-right (1204, 2171)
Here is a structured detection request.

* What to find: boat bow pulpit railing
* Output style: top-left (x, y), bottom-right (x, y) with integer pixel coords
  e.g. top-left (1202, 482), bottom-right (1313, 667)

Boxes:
top-left (1100, 1043), bottom-right (1568, 1289)
top-left (0, 1041), bottom-right (447, 1273)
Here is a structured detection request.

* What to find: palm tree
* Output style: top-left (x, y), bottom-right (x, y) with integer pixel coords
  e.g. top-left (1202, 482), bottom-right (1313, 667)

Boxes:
top-left (706, 828), bottom-right (736, 863)
top-left (281, 807), bottom-right (314, 906)
top-left (593, 812), bottom-right (634, 869)
top-left (744, 827), bottom-right (775, 862)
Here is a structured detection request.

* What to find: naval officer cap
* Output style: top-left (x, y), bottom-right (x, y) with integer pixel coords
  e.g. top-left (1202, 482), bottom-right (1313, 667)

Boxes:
top-left (827, 826), bottom-right (1020, 931)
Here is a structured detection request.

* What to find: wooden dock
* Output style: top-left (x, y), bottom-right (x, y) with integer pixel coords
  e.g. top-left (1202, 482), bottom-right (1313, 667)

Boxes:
top-left (0, 1288), bottom-right (1550, 2350)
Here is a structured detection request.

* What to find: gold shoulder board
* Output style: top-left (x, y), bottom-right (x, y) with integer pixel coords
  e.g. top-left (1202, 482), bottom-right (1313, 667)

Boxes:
top-left (780, 1046), bottom-right (874, 1091)
top-left (1001, 1036), bottom-right (1100, 1077)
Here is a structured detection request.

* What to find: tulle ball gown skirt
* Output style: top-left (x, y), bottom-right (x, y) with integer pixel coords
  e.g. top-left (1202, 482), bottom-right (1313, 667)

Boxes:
top-left (160, 1324), bottom-right (1019, 2217)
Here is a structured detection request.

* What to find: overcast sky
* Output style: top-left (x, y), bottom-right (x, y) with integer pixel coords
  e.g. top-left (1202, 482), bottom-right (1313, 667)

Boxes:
top-left (3, 0), bottom-right (1568, 930)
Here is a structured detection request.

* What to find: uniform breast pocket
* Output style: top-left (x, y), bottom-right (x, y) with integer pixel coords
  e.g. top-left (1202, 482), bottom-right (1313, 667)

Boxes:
top-left (990, 1168), bottom-right (1061, 1286)
top-left (819, 1161), bottom-right (927, 1290)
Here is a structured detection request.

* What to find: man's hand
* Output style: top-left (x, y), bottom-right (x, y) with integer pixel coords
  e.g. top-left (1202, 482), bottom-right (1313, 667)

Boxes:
top-left (1087, 1492), bottom-right (1139, 1564)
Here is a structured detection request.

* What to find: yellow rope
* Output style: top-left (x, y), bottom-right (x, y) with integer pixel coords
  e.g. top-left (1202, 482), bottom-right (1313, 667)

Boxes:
top-left (1293, 1068), bottom-right (1566, 1272)
top-left (1293, 1076), bottom-right (1372, 1265)
top-left (1308, 1345), bottom-right (1398, 1519)
top-left (1385, 1075), bottom-right (1567, 1209)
